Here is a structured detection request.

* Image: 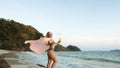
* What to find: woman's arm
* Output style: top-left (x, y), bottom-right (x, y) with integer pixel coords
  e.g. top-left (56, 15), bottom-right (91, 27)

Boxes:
top-left (53, 38), bottom-right (62, 46)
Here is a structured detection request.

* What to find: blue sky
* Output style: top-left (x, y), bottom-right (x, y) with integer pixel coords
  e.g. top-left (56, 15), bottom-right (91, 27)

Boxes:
top-left (0, 0), bottom-right (120, 51)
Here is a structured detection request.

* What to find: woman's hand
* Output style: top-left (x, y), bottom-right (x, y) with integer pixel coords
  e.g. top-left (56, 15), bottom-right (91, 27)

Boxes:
top-left (57, 38), bottom-right (62, 44)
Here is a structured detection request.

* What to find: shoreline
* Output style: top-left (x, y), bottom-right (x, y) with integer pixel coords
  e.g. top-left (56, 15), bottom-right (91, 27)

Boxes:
top-left (0, 49), bottom-right (42, 68)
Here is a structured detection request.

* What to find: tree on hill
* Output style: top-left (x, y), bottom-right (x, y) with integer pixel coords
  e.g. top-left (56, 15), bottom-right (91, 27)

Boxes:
top-left (54, 44), bottom-right (68, 51)
top-left (0, 18), bottom-right (81, 51)
top-left (0, 18), bottom-right (43, 51)
top-left (67, 45), bottom-right (81, 51)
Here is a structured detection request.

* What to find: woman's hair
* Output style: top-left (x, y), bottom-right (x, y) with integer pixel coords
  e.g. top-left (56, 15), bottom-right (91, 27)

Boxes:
top-left (46, 32), bottom-right (52, 38)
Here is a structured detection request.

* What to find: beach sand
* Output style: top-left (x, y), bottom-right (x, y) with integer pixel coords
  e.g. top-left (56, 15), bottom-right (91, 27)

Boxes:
top-left (0, 49), bottom-right (43, 68)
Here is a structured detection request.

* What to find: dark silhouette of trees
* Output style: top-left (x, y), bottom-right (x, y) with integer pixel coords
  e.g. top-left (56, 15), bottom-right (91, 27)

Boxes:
top-left (0, 18), bottom-right (43, 51)
top-left (0, 18), bottom-right (81, 51)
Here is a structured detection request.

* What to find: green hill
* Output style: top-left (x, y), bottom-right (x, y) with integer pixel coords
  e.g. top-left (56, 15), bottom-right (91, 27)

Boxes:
top-left (0, 18), bottom-right (43, 51)
top-left (0, 18), bottom-right (81, 51)
top-left (67, 45), bottom-right (81, 51)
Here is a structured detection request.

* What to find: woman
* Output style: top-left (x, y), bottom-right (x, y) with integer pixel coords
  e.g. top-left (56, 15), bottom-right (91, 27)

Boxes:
top-left (46, 32), bottom-right (61, 68)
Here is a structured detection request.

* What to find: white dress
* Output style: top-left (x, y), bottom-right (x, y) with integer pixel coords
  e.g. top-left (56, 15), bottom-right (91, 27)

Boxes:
top-left (24, 37), bottom-right (50, 54)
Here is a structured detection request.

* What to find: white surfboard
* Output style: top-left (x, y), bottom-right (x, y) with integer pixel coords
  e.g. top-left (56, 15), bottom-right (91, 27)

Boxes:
top-left (24, 37), bottom-right (50, 54)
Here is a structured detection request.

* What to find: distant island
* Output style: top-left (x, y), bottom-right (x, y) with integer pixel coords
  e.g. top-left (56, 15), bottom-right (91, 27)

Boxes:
top-left (55, 45), bottom-right (81, 51)
top-left (0, 18), bottom-right (81, 51)
top-left (110, 49), bottom-right (120, 52)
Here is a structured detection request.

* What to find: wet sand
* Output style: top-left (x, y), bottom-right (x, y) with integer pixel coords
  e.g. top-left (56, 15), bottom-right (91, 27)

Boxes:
top-left (0, 49), bottom-right (44, 68)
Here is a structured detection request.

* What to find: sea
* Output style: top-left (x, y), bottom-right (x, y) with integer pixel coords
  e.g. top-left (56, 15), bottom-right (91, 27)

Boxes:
top-left (15, 51), bottom-right (120, 68)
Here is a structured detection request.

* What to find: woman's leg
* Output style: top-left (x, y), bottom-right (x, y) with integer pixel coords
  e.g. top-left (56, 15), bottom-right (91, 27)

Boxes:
top-left (47, 54), bottom-right (52, 68)
top-left (49, 54), bottom-right (58, 68)
top-left (52, 56), bottom-right (57, 68)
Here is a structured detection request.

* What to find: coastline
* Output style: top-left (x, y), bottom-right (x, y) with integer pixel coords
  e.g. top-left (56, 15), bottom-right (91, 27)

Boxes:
top-left (0, 49), bottom-right (120, 68)
top-left (0, 49), bottom-right (41, 68)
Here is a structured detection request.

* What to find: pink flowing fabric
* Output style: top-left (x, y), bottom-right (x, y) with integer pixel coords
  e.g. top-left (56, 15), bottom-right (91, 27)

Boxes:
top-left (24, 37), bottom-right (50, 54)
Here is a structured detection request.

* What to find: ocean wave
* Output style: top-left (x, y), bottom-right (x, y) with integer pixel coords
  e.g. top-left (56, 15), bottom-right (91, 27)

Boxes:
top-left (16, 51), bottom-right (120, 68)
top-left (57, 52), bottom-right (120, 64)
top-left (58, 54), bottom-right (120, 64)
top-left (80, 57), bottom-right (120, 64)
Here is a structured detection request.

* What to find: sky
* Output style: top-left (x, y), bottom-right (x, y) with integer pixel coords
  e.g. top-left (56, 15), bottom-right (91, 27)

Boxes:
top-left (0, 0), bottom-right (120, 51)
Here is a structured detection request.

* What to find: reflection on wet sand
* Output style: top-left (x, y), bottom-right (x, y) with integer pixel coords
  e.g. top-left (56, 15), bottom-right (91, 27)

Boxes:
top-left (0, 50), bottom-right (40, 68)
